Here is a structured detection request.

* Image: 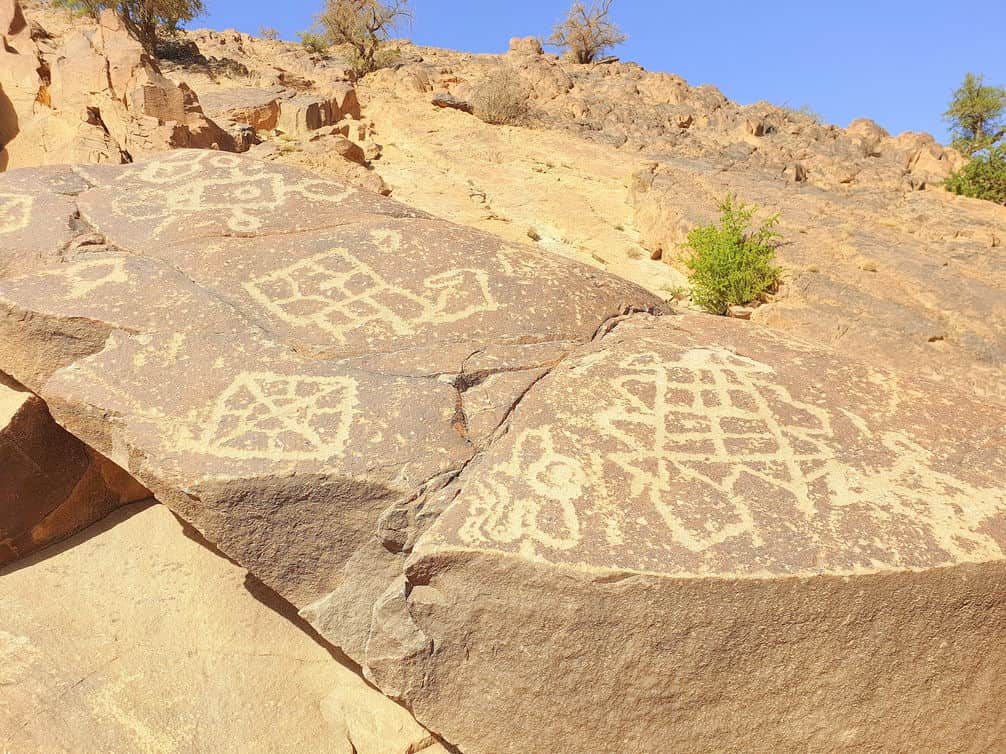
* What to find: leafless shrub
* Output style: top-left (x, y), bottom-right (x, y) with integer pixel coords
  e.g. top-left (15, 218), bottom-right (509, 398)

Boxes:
top-left (548, 0), bottom-right (627, 64)
top-left (470, 70), bottom-right (531, 126)
top-left (316, 0), bottom-right (411, 77)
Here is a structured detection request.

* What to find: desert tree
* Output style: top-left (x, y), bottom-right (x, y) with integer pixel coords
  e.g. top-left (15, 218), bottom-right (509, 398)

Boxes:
top-left (54, 0), bottom-right (205, 54)
top-left (548, 0), bottom-right (627, 64)
top-left (315, 0), bottom-right (411, 76)
top-left (944, 72), bottom-right (1006, 156)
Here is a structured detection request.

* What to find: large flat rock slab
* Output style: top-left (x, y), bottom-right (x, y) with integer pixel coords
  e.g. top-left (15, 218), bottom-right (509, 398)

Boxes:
top-left (0, 150), bottom-right (664, 660)
top-left (369, 314), bottom-right (1006, 753)
top-left (0, 502), bottom-right (446, 754)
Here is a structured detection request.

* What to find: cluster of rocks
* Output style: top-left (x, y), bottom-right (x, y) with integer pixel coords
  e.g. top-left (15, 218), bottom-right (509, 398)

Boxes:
top-left (355, 36), bottom-right (1004, 405)
top-left (0, 0), bottom-right (237, 168)
top-left (376, 36), bottom-right (962, 195)
top-left (1, 152), bottom-right (1003, 752)
top-left (1, 1), bottom-right (384, 193)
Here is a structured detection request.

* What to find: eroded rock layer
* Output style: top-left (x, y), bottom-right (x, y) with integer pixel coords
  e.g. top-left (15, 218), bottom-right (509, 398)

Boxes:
top-left (0, 378), bottom-right (148, 565)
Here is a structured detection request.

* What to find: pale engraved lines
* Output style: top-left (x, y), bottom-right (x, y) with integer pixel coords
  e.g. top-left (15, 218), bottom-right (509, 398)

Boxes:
top-left (243, 247), bottom-right (500, 342)
top-left (847, 432), bottom-right (1004, 563)
top-left (596, 348), bottom-right (838, 552)
top-left (0, 193), bottom-right (32, 234)
top-left (126, 152), bottom-right (355, 236)
top-left (174, 372), bottom-right (359, 462)
top-left (459, 428), bottom-right (587, 555)
top-left (61, 257), bottom-right (129, 299)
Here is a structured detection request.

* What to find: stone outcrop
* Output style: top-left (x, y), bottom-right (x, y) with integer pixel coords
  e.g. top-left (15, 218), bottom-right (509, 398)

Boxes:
top-left (199, 86), bottom-right (284, 131)
top-left (627, 161), bottom-right (1006, 403)
top-left (1, 502), bottom-right (447, 754)
top-left (0, 0), bottom-right (235, 169)
top-left (1, 153), bottom-right (1003, 753)
top-left (0, 379), bottom-right (149, 565)
top-left (0, 150), bottom-right (663, 658)
top-left (372, 313), bottom-right (1006, 753)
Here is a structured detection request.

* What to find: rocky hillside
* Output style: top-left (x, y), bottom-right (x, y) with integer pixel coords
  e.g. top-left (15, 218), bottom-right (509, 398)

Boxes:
top-left (149, 21), bottom-right (1004, 403)
top-left (1, 2), bottom-right (1004, 753)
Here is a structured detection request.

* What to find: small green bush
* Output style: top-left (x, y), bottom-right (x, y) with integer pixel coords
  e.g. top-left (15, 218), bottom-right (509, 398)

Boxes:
top-left (944, 145), bottom-right (1006, 205)
top-left (299, 31), bottom-right (329, 54)
top-left (684, 194), bottom-right (783, 315)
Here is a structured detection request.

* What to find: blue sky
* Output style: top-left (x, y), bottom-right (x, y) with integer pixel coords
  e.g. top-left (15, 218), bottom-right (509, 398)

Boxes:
top-left (201, 0), bottom-right (1006, 143)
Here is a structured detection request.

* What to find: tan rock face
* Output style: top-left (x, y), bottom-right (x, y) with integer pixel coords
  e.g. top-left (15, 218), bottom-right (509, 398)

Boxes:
top-left (0, 502), bottom-right (445, 754)
top-left (1, 0), bottom-right (235, 170)
top-left (0, 379), bottom-right (149, 565)
top-left (373, 314), bottom-right (1006, 753)
top-left (0, 151), bottom-right (663, 662)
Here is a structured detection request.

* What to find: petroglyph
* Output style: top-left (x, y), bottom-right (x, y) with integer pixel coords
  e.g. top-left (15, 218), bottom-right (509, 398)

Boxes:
top-left (592, 347), bottom-right (1004, 560)
top-left (459, 428), bottom-right (588, 555)
top-left (107, 152), bottom-right (355, 236)
top-left (0, 193), bottom-right (32, 234)
top-left (596, 348), bottom-right (836, 551)
top-left (60, 257), bottom-right (130, 299)
top-left (173, 372), bottom-right (359, 462)
top-left (244, 247), bottom-right (500, 342)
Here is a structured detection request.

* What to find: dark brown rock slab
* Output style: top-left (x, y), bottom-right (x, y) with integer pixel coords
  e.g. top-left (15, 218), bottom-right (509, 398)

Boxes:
top-left (369, 313), bottom-right (1006, 754)
top-left (0, 151), bottom-right (665, 660)
top-left (0, 380), bottom-right (149, 565)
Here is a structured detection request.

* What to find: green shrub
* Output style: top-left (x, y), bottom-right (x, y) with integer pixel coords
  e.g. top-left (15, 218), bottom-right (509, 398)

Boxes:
top-left (298, 30), bottom-right (329, 54)
top-left (944, 145), bottom-right (1006, 204)
top-left (944, 72), bottom-right (1006, 156)
top-left (684, 194), bottom-right (783, 315)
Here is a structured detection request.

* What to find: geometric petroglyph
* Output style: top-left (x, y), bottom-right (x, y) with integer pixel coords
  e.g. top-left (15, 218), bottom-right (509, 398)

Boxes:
top-left (595, 347), bottom-right (1005, 560)
top-left (116, 152), bottom-right (355, 236)
top-left (174, 372), bottom-right (358, 462)
top-left (459, 428), bottom-right (588, 555)
top-left (56, 257), bottom-right (129, 299)
top-left (596, 348), bottom-right (837, 552)
top-left (0, 193), bottom-right (33, 234)
top-left (244, 246), bottom-right (500, 343)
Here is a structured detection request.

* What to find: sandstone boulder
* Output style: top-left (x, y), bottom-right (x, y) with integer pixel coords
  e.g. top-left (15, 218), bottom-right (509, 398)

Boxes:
top-left (2, 152), bottom-right (1003, 753)
top-left (192, 86), bottom-right (283, 132)
top-left (1, 0), bottom-right (235, 169)
top-left (370, 313), bottom-right (1006, 753)
top-left (0, 151), bottom-right (663, 668)
top-left (0, 501), bottom-right (447, 754)
top-left (0, 380), bottom-right (149, 565)
top-left (329, 82), bottom-right (361, 120)
top-left (507, 36), bottom-right (544, 57)
top-left (277, 93), bottom-right (329, 134)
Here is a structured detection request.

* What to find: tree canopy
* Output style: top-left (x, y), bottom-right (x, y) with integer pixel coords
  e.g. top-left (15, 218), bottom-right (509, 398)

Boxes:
top-left (54, 0), bottom-right (205, 53)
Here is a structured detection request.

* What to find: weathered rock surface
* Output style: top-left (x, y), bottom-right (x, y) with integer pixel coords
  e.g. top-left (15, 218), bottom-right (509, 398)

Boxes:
top-left (0, 502), bottom-right (447, 754)
top-left (0, 379), bottom-right (148, 564)
top-left (0, 150), bottom-right (663, 665)
top-left (0, 0), bottom-right (235, 169)
top-left (354, 45), bottom-right (1005, 403)
top-left (373, 313), bottom-right (1006, 753)
top-left (2, 152), bottom-right (1003, 752)
top-left (627, 161), bottom-right (1006, 403)
top-left (199, 86), bottom-right (284, 131)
